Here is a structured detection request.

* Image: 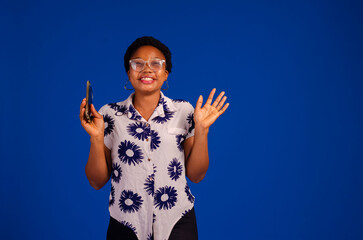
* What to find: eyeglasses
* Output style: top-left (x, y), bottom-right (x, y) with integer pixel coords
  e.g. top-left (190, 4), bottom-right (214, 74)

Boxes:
top-left (129, 58), bottom-right (166, 72)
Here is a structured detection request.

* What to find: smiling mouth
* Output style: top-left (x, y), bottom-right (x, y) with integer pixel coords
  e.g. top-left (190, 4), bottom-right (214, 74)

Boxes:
top-left (139, 77), bottom-right (155, 84)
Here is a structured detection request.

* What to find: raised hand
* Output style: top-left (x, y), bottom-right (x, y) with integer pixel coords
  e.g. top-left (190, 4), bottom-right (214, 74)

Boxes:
top-left (79, 98), bottom-right (105, 138)
top-left (194, 88), bottom-right (229, 130)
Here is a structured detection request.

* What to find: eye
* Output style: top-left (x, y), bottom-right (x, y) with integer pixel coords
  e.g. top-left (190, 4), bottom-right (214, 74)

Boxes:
top-left (133, 60), bottom-right (144, 66)
top-left (150, 60), bottom-right (162, 67)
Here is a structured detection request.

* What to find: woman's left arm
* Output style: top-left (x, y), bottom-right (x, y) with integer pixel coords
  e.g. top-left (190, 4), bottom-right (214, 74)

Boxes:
top-left (184, 88), bottom-right (229, 183)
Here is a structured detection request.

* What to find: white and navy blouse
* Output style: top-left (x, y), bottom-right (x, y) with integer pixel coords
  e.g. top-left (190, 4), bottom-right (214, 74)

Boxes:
top-left (98, 91), bottom-right (196, 240)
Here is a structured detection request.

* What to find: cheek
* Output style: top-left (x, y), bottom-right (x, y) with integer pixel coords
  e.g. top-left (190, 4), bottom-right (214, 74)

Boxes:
top-left (128, 72), bottom-right (138, 81)
top-left (158, 72), bottom-right (168, 81)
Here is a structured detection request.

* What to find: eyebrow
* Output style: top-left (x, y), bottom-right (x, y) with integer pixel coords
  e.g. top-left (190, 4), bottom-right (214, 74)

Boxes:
top-left (130, 57), bottom-right (164, 60)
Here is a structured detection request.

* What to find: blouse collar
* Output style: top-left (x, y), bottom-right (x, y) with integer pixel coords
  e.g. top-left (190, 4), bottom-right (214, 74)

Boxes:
top-left (123, 91), bottom-right (176, 121)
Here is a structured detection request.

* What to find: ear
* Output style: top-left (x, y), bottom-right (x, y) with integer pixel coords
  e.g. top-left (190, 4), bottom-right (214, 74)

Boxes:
top-left (164, 70), bottom-right (169, 80)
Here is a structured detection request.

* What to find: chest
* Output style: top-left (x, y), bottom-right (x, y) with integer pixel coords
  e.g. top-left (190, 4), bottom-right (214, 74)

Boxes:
top-left (111, 115), bottom-right (188, 156)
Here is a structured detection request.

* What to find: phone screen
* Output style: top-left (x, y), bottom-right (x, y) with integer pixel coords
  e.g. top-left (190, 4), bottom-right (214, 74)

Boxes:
top-left (88, 83), bottom-right (93, 106)
top-left (85, 80), bottom-right (93, 123)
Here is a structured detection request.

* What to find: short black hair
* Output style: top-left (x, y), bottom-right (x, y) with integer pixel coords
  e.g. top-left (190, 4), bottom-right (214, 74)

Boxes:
top-left (124, 36), bottom-right (172, 73)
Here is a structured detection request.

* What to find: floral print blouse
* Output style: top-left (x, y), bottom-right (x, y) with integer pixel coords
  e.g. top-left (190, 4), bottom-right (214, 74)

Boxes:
top-left (99, 91), bottom-right (195, 240)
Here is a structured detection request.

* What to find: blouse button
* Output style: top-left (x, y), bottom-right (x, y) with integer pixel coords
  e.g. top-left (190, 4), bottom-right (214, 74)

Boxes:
top-left (148, 158), bottom-right (151, 161)
top-left (146, 138), bottom-right (149, 142)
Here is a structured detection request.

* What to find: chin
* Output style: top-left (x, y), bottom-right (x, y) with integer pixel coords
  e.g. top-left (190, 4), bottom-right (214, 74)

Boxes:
top-left (135, 87), bottom-right (161, 95)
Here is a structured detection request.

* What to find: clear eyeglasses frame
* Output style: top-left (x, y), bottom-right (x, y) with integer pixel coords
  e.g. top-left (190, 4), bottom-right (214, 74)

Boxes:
top-left (129, 58), bottom-right (166, 72)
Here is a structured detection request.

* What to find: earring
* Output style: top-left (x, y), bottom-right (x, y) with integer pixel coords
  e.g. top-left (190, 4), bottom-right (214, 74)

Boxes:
top-left (124, 79), bottom-right (134, 90)
top-left (161, 80), bottom-right (169, 91)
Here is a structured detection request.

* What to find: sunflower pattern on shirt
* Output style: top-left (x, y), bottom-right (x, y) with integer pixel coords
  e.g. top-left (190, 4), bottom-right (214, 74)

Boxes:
top-left (98, 92), bottom-right (195, 240)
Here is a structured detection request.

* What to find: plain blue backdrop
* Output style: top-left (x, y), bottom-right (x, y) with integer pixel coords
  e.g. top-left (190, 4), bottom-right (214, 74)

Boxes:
top-left (1, 0), bottom-right (362, 239)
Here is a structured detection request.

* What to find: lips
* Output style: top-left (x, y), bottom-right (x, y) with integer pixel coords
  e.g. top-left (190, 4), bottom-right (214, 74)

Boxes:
top-left (139, 76), bottom-right (156, 84)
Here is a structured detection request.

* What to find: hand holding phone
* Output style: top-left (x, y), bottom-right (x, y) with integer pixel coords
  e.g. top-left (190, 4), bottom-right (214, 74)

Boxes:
top-left (80, 81), bottom-right (105, 138)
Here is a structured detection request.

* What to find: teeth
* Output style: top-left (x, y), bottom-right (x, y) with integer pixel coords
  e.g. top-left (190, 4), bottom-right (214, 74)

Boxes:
top-left (141, 77), bottom-right (153, 80)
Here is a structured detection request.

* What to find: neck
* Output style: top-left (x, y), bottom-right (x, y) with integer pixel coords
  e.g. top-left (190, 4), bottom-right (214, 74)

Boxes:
top-left (133, 91), bottom-right (161, 121)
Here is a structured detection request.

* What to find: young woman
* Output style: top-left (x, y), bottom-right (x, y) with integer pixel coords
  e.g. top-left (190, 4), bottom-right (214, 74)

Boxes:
top-left (80, 36), bottom-right (229, 240)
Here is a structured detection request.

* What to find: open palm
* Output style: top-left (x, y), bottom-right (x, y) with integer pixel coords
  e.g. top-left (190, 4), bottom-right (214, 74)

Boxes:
top-left (194, 89), bottom-right (229, 129)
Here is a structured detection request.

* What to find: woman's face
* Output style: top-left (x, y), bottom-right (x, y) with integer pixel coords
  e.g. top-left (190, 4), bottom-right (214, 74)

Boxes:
top-left (127, 45), bottom-right (169, 95)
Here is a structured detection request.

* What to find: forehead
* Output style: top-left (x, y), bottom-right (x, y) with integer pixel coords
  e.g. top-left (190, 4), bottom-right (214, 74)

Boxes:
top-left (131, 45), bottom-right (165, 59)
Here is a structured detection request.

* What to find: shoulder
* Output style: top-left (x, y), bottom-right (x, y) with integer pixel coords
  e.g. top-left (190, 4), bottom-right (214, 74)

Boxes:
top-left (163, 95), bottom-right (194, 113)
top-left (98, 99), bottom-right (129, 116)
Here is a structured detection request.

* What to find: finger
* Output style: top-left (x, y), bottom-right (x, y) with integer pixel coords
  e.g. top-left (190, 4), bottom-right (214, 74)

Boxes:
top-left (216, 96), bottom-right (227, 111)
top-left (80, 104), bottom-right (85, 118)
top-left (90, 104), bottom-right (103, 119)
top-left (212, 91), bottom-right (225, 108)
top-left (195, 95), bottom-right (203, 110)
top-left (80, 98), bottom-right (86, 112)
top-left (80, 107), bottom-right (87, 125)
top-left (218, 103), bottom-right (229, 115)
top-left (80, 99), bottom-right (89, 122)
top-left (205, 88), bottom-right (216, 106)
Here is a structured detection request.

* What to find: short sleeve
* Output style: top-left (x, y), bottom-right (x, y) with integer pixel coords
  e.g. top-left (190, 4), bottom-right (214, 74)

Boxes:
top-left (98, 105), bottom-right (114, 150)
top-left (184, 102), bottom-right (195, 140)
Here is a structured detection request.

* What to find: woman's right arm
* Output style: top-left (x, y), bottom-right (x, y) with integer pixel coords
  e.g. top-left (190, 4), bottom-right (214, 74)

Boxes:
top-left (80, 98), bottom-right (112, 190)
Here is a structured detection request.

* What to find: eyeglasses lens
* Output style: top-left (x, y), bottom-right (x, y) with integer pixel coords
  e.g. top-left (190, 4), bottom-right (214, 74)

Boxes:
top-left (130, 59), bottom-right (163, 72)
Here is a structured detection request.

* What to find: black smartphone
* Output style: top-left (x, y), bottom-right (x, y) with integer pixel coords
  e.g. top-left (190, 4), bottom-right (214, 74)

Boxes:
top-left (85, 80), bottom-right (93, 123)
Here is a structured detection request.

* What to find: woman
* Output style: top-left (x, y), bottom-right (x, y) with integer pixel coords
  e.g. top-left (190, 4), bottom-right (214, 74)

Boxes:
top-left (80, 36), bottom-right (229, 240)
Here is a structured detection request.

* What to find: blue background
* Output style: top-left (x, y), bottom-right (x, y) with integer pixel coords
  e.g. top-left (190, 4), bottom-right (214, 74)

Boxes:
top-left (1, 0), bottom-right (362, 239)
